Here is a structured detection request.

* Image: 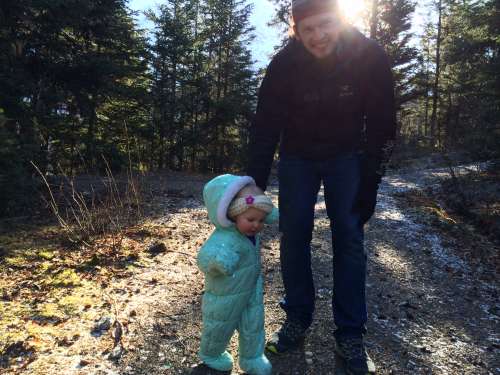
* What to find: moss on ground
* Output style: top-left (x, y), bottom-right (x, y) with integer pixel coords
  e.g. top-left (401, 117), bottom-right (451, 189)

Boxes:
top-left (0, 215), bottom-right (164, 371)
top-left (44, 269), bottom-right (82, 288)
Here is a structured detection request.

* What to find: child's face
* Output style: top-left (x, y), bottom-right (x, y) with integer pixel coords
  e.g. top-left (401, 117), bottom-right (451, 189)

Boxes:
top-left (235, 207), bottom-right (266, 236)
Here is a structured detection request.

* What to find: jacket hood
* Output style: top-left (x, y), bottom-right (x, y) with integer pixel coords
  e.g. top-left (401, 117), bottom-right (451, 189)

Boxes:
top-left (203, 174), bottom-right (256, 228)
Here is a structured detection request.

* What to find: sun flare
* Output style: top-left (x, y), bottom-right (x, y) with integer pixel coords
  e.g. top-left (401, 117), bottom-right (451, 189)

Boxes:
top-left (338, 0), bottom-right (366, 27)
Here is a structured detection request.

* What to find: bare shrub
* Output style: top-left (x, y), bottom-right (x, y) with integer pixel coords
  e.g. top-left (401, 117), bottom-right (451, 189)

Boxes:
top-left (32, 159), bottom-right (145, 251)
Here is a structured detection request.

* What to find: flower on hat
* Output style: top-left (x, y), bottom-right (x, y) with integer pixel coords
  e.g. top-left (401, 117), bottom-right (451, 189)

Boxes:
top-left (228, 194), bottom-right (274, 219)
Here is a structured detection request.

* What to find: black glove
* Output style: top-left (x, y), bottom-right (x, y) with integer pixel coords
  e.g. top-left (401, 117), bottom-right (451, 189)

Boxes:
top-left (353, 155), bottom-right (383, 225)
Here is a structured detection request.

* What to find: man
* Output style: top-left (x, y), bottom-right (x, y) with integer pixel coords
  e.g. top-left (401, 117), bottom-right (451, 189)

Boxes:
top-left (245, 0), bottom-right (396, 373)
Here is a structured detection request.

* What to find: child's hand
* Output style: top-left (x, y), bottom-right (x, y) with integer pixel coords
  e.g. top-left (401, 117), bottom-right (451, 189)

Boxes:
top-left (206, 258), bottom-right (237, 276)
top-left (198, 244), bottom-right (240, 277)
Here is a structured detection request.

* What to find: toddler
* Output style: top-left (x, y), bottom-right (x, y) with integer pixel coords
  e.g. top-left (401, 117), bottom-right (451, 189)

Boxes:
top-left (197, 174), bottom-right (277, 374)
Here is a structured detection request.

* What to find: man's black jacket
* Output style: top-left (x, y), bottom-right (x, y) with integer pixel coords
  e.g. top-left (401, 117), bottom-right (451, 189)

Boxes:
top-left (246, 27), bottom-right (397, 190)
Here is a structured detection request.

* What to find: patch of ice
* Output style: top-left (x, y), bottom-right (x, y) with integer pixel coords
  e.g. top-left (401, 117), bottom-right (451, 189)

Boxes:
top-left (385, 178), bottom-right (420, 192)
top-left (375, 203), bottom-right (406, 222)
top-left (392, 331), bottom-right (404, 340)
top-left (487, 334), bottom-right (500, 344)
top-left (479, 304), bottom-right (500, 321)
top-left (425, 233), bottom-right (468, 271)
top-left (375, 188), bottom-right (470, 273)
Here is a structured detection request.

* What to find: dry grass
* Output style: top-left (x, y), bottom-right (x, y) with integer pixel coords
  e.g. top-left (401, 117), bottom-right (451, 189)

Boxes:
top-left (32, 160), bottom-right (145, 251)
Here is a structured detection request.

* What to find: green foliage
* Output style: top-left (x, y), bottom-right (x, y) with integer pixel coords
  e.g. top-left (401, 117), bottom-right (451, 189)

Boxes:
top-left (439, 0), bottom-right (500, 158)
top-left (0, 1), bottom-right (148, 217)
top-left (402, 0), bottom-right (500, 159)
top-left (1, 0), bottom-right (258, 218)
top-left (371, 0), bottom-right (420, 107)
top-left (147, 0), bottom-right (257, 172)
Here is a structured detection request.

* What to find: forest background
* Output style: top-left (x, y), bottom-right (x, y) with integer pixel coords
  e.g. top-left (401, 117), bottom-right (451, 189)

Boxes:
top-left (0, 0), bottom-right (499, 216)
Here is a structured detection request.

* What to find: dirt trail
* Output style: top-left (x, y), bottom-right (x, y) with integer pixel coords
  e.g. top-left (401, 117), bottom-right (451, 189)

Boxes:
top-left (15, 168), bottom-right (500, 374)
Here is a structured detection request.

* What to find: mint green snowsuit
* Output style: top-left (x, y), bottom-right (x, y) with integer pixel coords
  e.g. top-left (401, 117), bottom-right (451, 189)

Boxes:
top-left (197, 174), bottom-right (278, 374)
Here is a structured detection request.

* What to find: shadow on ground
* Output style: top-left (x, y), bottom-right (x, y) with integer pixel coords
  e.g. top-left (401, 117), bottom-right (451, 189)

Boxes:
top-left (118, 176), bottom-right (498, 374)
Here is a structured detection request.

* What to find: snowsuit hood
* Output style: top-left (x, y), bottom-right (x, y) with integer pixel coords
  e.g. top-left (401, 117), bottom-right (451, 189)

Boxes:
top-left (203, 174), bottom-right (278, 228)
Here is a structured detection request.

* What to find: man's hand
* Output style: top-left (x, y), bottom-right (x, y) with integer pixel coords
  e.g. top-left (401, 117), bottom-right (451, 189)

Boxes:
top-left (353, 155), bottom-right (383, 225)
top-left (353, 179), bottom-right (379, 225)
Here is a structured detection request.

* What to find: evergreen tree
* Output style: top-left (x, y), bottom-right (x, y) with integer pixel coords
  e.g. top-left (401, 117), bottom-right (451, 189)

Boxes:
top-left (200, 0), bottom-right (257, 171)
top-left (147, 0), bottom-right (257, 172)
top-left (438, 0), bottom-right (500, 157)
top-left (369, 0), bottom-right (420, 107)
top-left (0, 0), bottom-right (148, 215)
top-left (147, 0), bottom-right (198, 169)
top-left (398, 0), bottom-right (500, 157)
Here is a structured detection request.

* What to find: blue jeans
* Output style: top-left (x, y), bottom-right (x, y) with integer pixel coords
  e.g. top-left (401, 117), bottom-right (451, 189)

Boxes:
top-left (278, 153), bottom-right (367, 338)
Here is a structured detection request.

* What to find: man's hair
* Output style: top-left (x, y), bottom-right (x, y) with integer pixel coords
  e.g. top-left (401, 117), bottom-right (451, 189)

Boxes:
top-left (291, 0), bottom-right (340, 25)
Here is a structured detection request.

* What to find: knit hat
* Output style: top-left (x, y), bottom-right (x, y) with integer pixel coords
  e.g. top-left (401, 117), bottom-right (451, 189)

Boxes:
top-left (292, 0), bottom-right (339, 24)
top-left (227, 194), bottom-right (274, 219)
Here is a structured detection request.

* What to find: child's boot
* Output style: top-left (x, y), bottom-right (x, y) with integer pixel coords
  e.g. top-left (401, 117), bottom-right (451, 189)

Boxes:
top-left (239, 354), bottom-right (272, 375)
top-left (199, 351), bottom-right (234, 372)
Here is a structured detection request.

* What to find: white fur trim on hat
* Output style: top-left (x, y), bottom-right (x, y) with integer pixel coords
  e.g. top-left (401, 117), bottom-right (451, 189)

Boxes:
top-left (228, 195), bottom-right (274, 219)
top-left (217, 176), bottom-right (255, 227)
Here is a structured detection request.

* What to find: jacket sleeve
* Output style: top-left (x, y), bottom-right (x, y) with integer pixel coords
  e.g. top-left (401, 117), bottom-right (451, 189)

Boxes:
top-left (362, 42), bottom-right (397, 179)
top-left (246, 55), bottom-right (289, 191)
top-left (197, 241), bottom-right (240, 277)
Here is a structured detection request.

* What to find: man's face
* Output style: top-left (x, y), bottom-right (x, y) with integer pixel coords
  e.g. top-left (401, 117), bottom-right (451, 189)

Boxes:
top-left (294, 12), bottom-right (343, 59)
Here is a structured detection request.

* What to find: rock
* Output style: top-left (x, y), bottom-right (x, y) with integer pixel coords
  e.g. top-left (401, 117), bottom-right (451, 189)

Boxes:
top-left (1, 290), bottom-right (12, 301)
top-left (418, 345), bottom-right (433, 354)
top-left (92, 317), bottom-right (112, 336)
top-left (79, 359), bottom-right (90, 367)
top-left (305, 358), bottom-right (313, 365)
top-left (125, 254), bottom-right (139, 262)
top-left (305, 351), bottom-right (313, 357)
top-left (3, 342), bottom-right (30, 357)
top-left (399, 301), bottom-right (417, 309)
top-left (147, 242), bottom-right (167, 256)
top-left (56, 335), bottom-right (78, 347)
top-left (108, 344), bottom-right (124, 360)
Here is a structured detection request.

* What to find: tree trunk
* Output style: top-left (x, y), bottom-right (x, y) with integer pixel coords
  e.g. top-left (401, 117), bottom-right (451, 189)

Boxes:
top-left (168, 0), bottom-right (179, 170)
top-left (370, 0), bottom-right (379, 39)
top-left (430, 0), bottom-right (442, 147)
top-left (86, 103), bottom-right (98, 170)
